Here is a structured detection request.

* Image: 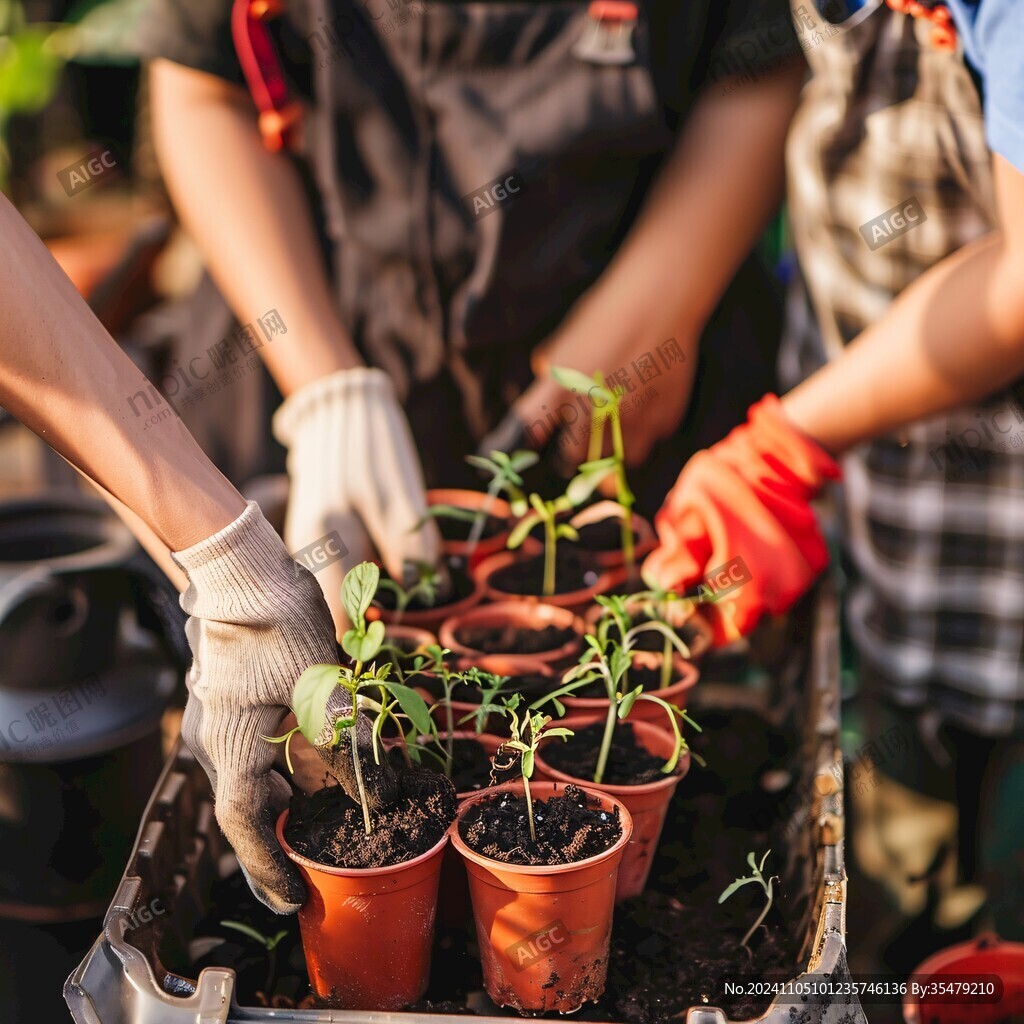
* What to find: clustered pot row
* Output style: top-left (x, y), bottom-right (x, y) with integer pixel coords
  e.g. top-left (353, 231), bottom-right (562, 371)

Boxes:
top-left (269, 464), bottom-right (714, 1014)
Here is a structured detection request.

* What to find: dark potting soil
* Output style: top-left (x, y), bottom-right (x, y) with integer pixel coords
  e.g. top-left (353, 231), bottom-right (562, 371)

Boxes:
top-left (442, 737), bottom-right (515, 793)
top-left (375, 557), bottom-right (475, 614)
top-left (458, 784), bottom-right (622, 866)
top-left (570, 663), bottom-right (681, 699)
top-left (284, 767), bottom-right (456, 868)
top-left (180, 704), bottom-right (807, 1021)
top-left (541, 721), bottom-right (672, 786)
top-left (488, 549), bottom-right (601, 597)
top-left (454, 622), bottom-right (575, 657)
top-left (575, 519), bottom-right (640, 553)
top-left (438, 512), bottom-right (506, 543)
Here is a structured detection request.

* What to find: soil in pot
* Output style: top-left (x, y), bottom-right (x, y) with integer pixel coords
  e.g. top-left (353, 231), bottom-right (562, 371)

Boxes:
top-left (458, 783), bottom-right (621, 865)
top-left (432, 736), bottom-right (515, 795)
top-left (284, 768), bottom-right (456, 869)
top-left (604, 611), bottom-right (710, 657)
top-left (541, 721), bottom-right (669, 786)
top-left (486, 548), bottom-right (602, 598)
top-left (452, 620), bottom-right (576, 657)
top-left (438, 512), bottom-right (507, 544)
top-left (575, 518), bottom-right (643, 554)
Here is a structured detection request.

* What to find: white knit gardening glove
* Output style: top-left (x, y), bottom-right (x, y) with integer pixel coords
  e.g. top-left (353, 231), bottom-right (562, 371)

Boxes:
top-left (273, 368), bottom-right (443, 634)
top-left (171, 501), bottom-right (396, 914)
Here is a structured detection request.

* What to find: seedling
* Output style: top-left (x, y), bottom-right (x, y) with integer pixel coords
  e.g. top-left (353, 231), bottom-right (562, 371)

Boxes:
top-left (267, 563), bottom-right (433, 835)
top-left (418, 449), bottom-right (538, 559)
top-left (220, 920), bottom-right (289, 995)
top-left (552, 367), bottom-right (636, 573)
top-left (494, 694), bottom-right (572, 842)
top-left (454, 665), bottom-right (512, 735)
top-left (547, 630), bottom-right (701, 786)
top-left (375, 562), bottom-right (442, 624)
top-left (718, 850), bottom-right (778, 956)
top-left (506, 492), bottom-right (578, 597)
top-left (602, 588), bottom-right (695, 689)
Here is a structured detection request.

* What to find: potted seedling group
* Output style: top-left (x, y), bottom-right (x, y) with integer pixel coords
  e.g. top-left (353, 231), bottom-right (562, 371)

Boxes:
top-left (449, 695), bottom-right (635, 1013)
top-left (254, 363), bottom-right (724, 1013)
top-left (269, 563), bottom-right (456, 1009)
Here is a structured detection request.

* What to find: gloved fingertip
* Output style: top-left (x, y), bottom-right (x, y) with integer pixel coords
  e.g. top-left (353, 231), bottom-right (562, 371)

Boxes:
top-left (239, 857), bottom-right (306, 916)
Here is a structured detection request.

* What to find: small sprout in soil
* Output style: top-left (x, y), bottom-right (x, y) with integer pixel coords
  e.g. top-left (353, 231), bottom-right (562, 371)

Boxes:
top-left (220, 920), bottom-right (289, 995)
top-left (267, 563), bottom-right (433, 835)
top-left (717, 849), bottom-right (779, 957)
top-left (494, 694), bottom-right (573, 842)
top-left (454, 665), bottom-right (512, 735)
top-left (550, 631), bottom-right (701, 786)
top-left (551, 366), bottom-right (637, 574)
top-left (375, 562), bottom-right (442, 623)
top-left (506, 492), bottom-right (578, 598)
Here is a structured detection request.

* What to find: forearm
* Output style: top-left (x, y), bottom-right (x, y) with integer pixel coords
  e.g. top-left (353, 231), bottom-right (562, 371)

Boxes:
top-left (783, 232), bottom-right (1024, 454)
top-left (149, 60), bottom-right (361, 396)
top-left (0, 193), bottom-right (245, 551)
top-left (568, 59), bottom-right (804, 348)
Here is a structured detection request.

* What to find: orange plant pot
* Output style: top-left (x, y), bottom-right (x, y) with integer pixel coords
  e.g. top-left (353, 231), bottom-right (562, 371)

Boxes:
top-left (382, 623), bottom-right (437, 656)
top-left (472, 549), bottom-right (618, 616)
top-left (568, 500), bottom-right (657, 570)
top-left (534, 718), bottom-right (689, 901)
top-left (560, 651), bottom-right (700, 731)
top-left (426, 488), bottom-right (512, 567)
top-left (276, 811), bottom-right (447, 1009)
top-left (449, 781), bottom-right (633, 1014)
top-left (439, 600), bottom-right (585, 670)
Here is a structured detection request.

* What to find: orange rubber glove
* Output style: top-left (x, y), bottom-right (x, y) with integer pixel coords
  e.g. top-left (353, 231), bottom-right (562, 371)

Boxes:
top-left (642, 395), bottom-right (841, 646)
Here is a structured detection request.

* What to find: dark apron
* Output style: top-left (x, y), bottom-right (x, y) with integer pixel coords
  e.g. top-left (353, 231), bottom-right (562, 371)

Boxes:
top-left (292, 0), bottom-right (783, 504)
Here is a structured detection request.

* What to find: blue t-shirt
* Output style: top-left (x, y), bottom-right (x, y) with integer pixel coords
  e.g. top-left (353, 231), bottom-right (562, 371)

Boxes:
top-left (945, 0), bottom-right (1024, 172)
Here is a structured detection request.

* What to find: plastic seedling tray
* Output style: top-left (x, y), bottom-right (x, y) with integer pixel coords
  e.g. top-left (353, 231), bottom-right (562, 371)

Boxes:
top-left (65, 581), bottom-right (867, 1024)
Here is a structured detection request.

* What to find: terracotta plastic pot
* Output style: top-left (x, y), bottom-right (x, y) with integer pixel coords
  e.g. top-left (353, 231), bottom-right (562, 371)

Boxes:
top-left (903, 934), bottom-right (1024, 1024)
top-left (431, 731), bottom-right (505, 928)
top-left (561, 651), bottom-right (700, 730)
top-left (439, 600), bottom-right (585, 669)
top-left (583, 600), bottom-right (715, 662)
top-left (367, 564), bottom-right (484, 634)
top-left (449, 781), bottom-right (633, 1014)
top-left (534, 718), bottom-right (688, 901)
top-left (426, 489), bottom-right (512, 566)
top-left (276, 810), bottom-right (448, 1009)
top-left (382, 623), bottom-right (437, 657)
top-left (569, 500), bottom-right (657, 569)
top-left (472, 548), bottom-right (617, 616)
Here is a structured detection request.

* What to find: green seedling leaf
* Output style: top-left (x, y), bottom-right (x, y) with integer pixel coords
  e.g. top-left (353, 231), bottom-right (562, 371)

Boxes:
top-left (551, 365), bottom-right (602, 396)
top-left (379, 682), bottom-right (433, 737)
top-left (617, 684), bottom-right (643, 719)
top-left (510, 450), bottom-right (540, 472)
top-left (293, 664), bottom-right (343, 742)
top-left (717, 875), bottom-right (759, 904)
top-left (521, 747), bottom-right (535, 779)
top-left (507, 512), bottom-right (541, 549)
top-left (556, 524), bottom-right (579, 542)
top-left (341, 562), bottom-right (380, 627)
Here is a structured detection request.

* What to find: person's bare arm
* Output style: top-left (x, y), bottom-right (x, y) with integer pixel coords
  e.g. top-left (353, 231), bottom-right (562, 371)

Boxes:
top-left (0, 192), bottom-right (245, 552)
top-left (783, 156), bottom-right (1024, 452)
top-left (514, 59), bottom-right (806, 463)
top-left (148, 60), bottom-right (362, 396)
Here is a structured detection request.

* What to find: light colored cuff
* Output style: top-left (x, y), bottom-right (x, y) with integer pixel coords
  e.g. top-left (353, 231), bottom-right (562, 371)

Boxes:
top-left (272, 366), bottom-right (394, 448)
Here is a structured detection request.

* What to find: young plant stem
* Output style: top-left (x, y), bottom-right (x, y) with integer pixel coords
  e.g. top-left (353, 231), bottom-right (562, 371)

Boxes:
top-left (594, 695), bottom-right (618, 785)
top-left (445, 692), bottom-right (455, 777)
top-left (741, 895), bottom-right (772, 953)
top-left (543, 515), bottom-right (557, 597)
top-left (660, 634), bottom-right (673, 689)
top-left (350, 722), bottom-right (373, 836)
top-left (609, 409), bottom-right (634, 574)
top-left (524, 774), bottom-right (536, 843)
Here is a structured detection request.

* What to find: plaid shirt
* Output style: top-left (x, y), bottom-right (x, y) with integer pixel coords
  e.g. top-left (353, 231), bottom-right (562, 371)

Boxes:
top-left (782, 1), bottom-right (1024, 736)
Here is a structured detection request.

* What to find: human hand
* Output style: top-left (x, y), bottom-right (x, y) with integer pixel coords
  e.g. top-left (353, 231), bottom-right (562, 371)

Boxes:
top-left (642, 395), bottom-right (841, 646)
top-left (172, 501), bottom-right (396, 913)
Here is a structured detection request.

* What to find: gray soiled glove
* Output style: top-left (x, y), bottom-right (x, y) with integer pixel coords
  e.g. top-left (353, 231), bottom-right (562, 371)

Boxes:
top-left (172, 501), bottom-right (395, 913)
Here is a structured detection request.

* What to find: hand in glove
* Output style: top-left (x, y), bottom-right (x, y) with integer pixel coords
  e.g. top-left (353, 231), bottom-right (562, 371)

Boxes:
top-left (642, 395), bottom-right (841, 646)
top-left (273, 368), bottom-right (443, 635)
top-left (171, 501), bottom-right (396, 913)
